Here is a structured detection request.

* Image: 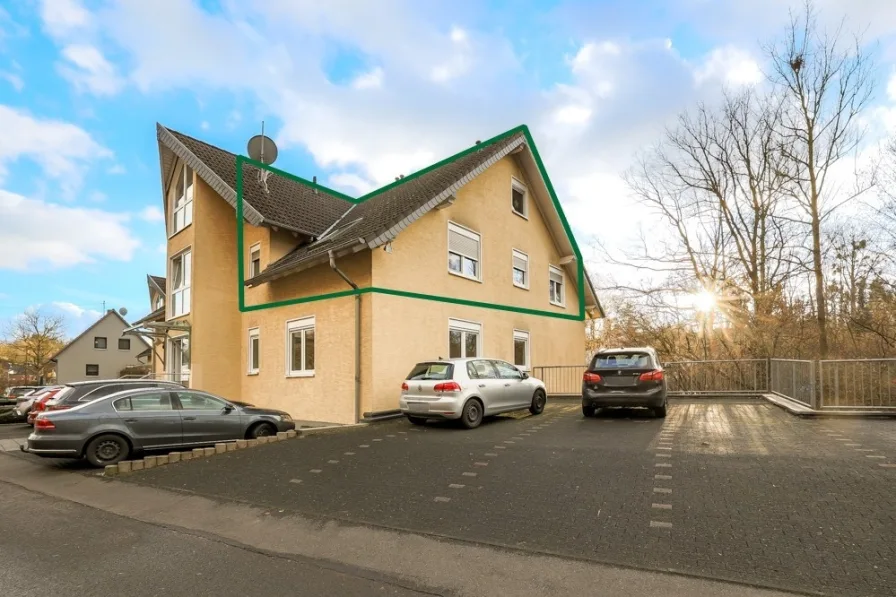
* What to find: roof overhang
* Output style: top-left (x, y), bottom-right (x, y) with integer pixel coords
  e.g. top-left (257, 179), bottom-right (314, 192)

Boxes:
top-left (122, 319), bottom-right (191, 338)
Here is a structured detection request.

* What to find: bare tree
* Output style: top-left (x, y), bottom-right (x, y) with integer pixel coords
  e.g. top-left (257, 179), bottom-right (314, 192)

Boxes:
top-left (764, 1), bottom-right (876, 357)
top-left (3, 308), bottom-right (66, 383)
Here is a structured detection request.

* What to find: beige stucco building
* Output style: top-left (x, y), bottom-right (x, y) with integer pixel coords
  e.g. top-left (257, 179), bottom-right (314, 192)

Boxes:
top-left (127, 124), bottom-right (603, 424)
top-left (50, 310), bottom-right (150, 383)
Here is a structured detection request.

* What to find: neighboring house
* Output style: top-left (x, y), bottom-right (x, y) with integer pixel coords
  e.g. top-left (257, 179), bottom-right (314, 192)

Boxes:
top-left (49, 310), bottom-right (151, 383)
top-left (128, 123), bottom-right (604, 424)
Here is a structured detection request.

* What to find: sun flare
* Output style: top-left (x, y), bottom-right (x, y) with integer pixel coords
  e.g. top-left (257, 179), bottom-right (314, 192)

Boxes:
top-left (693, 290), bottom-right (717, 313)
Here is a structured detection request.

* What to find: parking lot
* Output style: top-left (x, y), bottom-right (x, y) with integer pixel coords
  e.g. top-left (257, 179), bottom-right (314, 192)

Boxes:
top-left (82, 397), bottom-right (893, 597)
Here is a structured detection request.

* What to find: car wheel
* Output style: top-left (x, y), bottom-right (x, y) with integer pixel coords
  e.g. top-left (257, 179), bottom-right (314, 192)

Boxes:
top-left (582, 404), bottom-right (596, 418)
top-left (85, 434), bottom-right (130, 468)
top-left (653, 403), bottom-right (667, 418)
top-left (529, 390), bottom-right (546, 415)
top-left (248, 422), bottom-right (277, 439)
top-left (460, 399), bottom-right (483, 429)
top-left (406, 415), bottom-right (427, 426)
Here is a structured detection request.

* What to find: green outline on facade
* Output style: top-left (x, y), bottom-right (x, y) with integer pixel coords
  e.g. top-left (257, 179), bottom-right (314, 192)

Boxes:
top-left (236, 125), bottom-right (588, 322)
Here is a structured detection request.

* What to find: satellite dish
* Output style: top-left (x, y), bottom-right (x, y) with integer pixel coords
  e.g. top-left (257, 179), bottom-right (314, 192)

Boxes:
top-left (247, 134), bottom-right (278, 165)
top-left (118, 307), bottom-right (128, 317)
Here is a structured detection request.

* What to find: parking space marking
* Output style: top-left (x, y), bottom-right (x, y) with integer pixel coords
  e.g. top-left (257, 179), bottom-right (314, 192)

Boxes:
top-left (289, 479), bottom-right (302, 484)
top-left (654, 487), bottom-right (672, 494)
top-left (434, 497), bottom-right (450, 503)
top-left (652, 503), bottom-right (672, 510)
top-left (398, 431), bottom-right (407, 434)
top-left (650, 520), bottom-right (673, 528)
top-left (494, 446), bottom-right (506, 449)
top-left (310, 469), bottom-right (322, 474)
top-left (484, 452), bottom-right (498, 457)
top-left (845, 443), bottom-right (861, 447)
top-left (344, 452), bottom-right (355, 456)
top-left (657, 446), bottom-right (672, 450)
top-left (504, 440), bottom-right (515, 444)
top-left (655, 474), bottom-right (672, 480)
top-left (372, 439), bottom-right (383, 442)
top-left (656, 453), bottom-right (671, 458)
top-left (386, 434), bottom-right (396, 438)
top-left (880, 464), bottom-right (896, 468)
top-left (328, 460), bottom-right (339, 464)
top-left (462, 472), bottom-right (478, 477)
top-left (866, 455), bottom-right (886, 459)
top-left (449, 483), bottom-right (466, 489)
top-left (359, 444), bottom-right (370, 448)
top-left (473, 462), bottom-right (488, 466)
top-left (858, 448), bottom-right (876, 452)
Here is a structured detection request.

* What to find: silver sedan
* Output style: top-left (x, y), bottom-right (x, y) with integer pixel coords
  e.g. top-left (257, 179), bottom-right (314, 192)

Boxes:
top-left (22, 387), bottom-right (295, 467)
top-left (399, 358), bottom-right (547, 429)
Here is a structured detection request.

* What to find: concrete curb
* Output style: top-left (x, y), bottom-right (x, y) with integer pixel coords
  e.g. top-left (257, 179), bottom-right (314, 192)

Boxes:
top-left (762, 393), bottom-right (896, 418)
top-left (103, 427), bottom-right (307, 477)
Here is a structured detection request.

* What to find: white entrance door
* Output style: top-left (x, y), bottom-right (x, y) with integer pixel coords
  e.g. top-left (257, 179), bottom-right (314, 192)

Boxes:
top-left (168, 337), bottom-right (191, 385)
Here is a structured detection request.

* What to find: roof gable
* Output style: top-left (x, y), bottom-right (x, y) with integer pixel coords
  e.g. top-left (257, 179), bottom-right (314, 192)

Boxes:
top-left (49, 310), bottom-right (150, 362)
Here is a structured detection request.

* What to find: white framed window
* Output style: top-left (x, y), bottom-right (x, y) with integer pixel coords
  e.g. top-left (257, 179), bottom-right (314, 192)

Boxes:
top-left (248, 328), bottom-right (260, 375)
top-left (154, 294), bottom-right (164, 310)
top-left (448, 318), bottom-right (481, 359)
top-left (171, 164), bottom-right (194, 235)
top-left (512, 249), bottom-right (529, 289)
top-left (447, 222), bottom-right (481, 281)
top-left (249, 243), bottom-right (261, 278)
top-left (170, 249), bottom-right (192, 318)
top-left (286, 316), bottom-right (315, 377)
top-left (513, 330), bottom-right (530, 371)
top-left (549, 265), bottom-right (565, 307)
top-left (511, 177), bottom-right (528, 218)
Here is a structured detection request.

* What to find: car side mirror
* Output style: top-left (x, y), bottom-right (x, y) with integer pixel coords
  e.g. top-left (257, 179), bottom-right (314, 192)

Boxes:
top-left (522, 372), bottom-right (529, 379)
top-left (223, 404), bottom-right (234, 413)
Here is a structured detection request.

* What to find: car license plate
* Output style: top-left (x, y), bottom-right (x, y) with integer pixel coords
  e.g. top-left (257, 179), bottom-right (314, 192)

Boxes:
top-left (406, 402), bottom-right (429, 412)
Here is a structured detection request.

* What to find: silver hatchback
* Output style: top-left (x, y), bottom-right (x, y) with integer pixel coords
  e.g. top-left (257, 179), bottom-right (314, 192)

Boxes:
top-left (399, 358), bottom-right (547, 429)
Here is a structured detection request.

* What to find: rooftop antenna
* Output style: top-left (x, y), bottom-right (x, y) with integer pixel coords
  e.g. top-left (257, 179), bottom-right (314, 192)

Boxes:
top-left (247, 121), bottom-right (279, 194)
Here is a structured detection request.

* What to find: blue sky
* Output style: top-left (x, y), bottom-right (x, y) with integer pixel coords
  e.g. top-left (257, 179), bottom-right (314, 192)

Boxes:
top-left (1, 0), bottom-right (895, 338)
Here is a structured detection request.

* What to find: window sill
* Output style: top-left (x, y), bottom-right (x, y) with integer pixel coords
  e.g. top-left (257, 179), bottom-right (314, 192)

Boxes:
top-left (512, 209), bottom-right (528, 220)
top-left (286, 371), bottom-right (315, 378)
top-left (247, 371), bottom-right (259, 376)
top-left (167, 224), bottom-right (193, 241)
top-left (448, 269), bottom-right (482, 283)
top-left (166, 311), bottom-right (191, 322)
top-left (513, 282), bottom-right (529, 290)
top-left (549, 301), bottom-right (566, 309)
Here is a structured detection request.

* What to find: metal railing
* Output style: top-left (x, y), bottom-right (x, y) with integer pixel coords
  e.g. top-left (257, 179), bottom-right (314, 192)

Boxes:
top-left (534, 358), bottom-right (896, 411)
top-left (819, 359), bottom-right (896, 409)
top-left (532, 365), bottom-right (586, 397)
top-left (118, 372), bottom-right (189, 387)
top-left (664, 360), bottom-right (768, 396)
top-left (769, 359), bottom-right (815, 408)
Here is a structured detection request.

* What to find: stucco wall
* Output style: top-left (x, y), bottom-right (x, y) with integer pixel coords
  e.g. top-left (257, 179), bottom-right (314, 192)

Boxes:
top-left (55, 313), bottom-right (149, 383)
top-left (239, 251), bottom-right (372, 424)
top-left (370, 154), bottom-right (581, 316)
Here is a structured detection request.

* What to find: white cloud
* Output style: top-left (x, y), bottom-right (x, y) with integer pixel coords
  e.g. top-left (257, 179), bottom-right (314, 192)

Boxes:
top-left (887, 70), bottom-right (896, 102)
top-left (0, 190), bottom-right (138, 270)
top-left (0, 105), bottom-right (111, 197)
top-left (39, 0), bottom-right (92, 40)
top-left (328, 172), bottom-right (375, 195)
top-left (89, 190), bottom-right (106, 202)
top-left (157, 242), bottom-right (166, 254)
top-left (139, 205), bottom-right (164, 222)
top-left (0, 71), bottom-right (23, 91)
top-left (57, 44), bottom-right (124, 96)
top-left (352, 67), bottom-right (383, 90)
top-left (107, 164), bottom-right (126, 175)
top-left (693, 46), bottom-right (763, 87)
top-left (51, 301), bottom-right (101, 320)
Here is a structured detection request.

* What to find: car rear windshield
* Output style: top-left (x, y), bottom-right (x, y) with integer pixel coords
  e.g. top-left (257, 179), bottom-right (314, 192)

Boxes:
top-left (406, 363), bottom-right (454, 381)
top-left (591, 352), bottom-right (653, 369)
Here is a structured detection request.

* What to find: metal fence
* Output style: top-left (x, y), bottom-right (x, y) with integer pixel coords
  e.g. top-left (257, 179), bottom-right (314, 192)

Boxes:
top-left (769, 359), bottom-right (815, 408)
top-left (664, 360), bottom-right (768, 395)
top-left (534, 358), bottom-right (896, 410)
top-left (819, 359), bottom-right (896, 409)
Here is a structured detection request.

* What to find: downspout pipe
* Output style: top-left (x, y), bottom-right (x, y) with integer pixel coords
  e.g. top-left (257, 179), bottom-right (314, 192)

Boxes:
top-left (329, 250), bottom-right (361, 424)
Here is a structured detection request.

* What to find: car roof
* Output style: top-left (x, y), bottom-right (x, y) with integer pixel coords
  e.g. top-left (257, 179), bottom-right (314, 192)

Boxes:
top-left (596, 347), bottom-right (657, 353)
top-left (65, 379), bottom-right (182, 387)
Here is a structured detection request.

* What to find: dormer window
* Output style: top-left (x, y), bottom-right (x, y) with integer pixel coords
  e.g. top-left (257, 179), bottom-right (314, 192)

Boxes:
top-left (154, 295), bottom-right (164, 310)
top-left (172, 164), bottom-right (194, 235)
top-left (249, 243), bottom-right (261, 278)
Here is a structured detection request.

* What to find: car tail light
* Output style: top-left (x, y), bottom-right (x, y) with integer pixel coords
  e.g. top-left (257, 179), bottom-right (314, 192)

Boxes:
top-left (433, 381), bottom-right (462, 392)
top-left (583, 372), bottom-right (602, 383)
top-left (35, 417), bottom-right (55, 431)
top-left (639, 370), bottom-right (664, 382)
top-left (401, 382), bottom-right (409, 391)
top-left (46, 405), bottom-right (71, 411)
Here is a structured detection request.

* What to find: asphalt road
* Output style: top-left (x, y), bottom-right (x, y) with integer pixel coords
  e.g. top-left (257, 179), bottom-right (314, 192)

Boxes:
top-left (0, 480), bottom-right (434, 597)
top-left (123, 399), bottom-right (896, 597)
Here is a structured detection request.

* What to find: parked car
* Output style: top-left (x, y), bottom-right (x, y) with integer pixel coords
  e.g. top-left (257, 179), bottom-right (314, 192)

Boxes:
top-left (399, 358), bottom-right (547, 429)
top-left (43, 379), bottom-right (186, 413)
top-left (25, 387), bottom-right (67, 425)
top-left (1, 386), bottom-right (43, 406)
top-left (581, 346), bottom-right (667, 418)
top-left (22, 387), bottom-right (296, 467)
top-left (16, 386), bottom-right (60, 418)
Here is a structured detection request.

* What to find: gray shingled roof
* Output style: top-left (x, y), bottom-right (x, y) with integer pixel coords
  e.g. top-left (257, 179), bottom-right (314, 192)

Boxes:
top-left (247, 132), bottom-right (527, 285)
top-left (158, 124), bottom-right (352, 237)
top-left (148, 275), bottom-right (166, 294)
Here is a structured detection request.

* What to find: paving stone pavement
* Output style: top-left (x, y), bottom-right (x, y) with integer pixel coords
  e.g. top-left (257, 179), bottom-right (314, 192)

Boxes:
top-left (111, 399), bottom-right (896, 596)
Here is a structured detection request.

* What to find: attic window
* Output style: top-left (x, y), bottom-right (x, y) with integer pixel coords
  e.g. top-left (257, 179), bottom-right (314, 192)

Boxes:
top-left (172, 164), bottom-right (194, 235)
top-left (511, 177), bottom-right (527, 218)
top-left (249, 243), bottom-right (261, 278)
